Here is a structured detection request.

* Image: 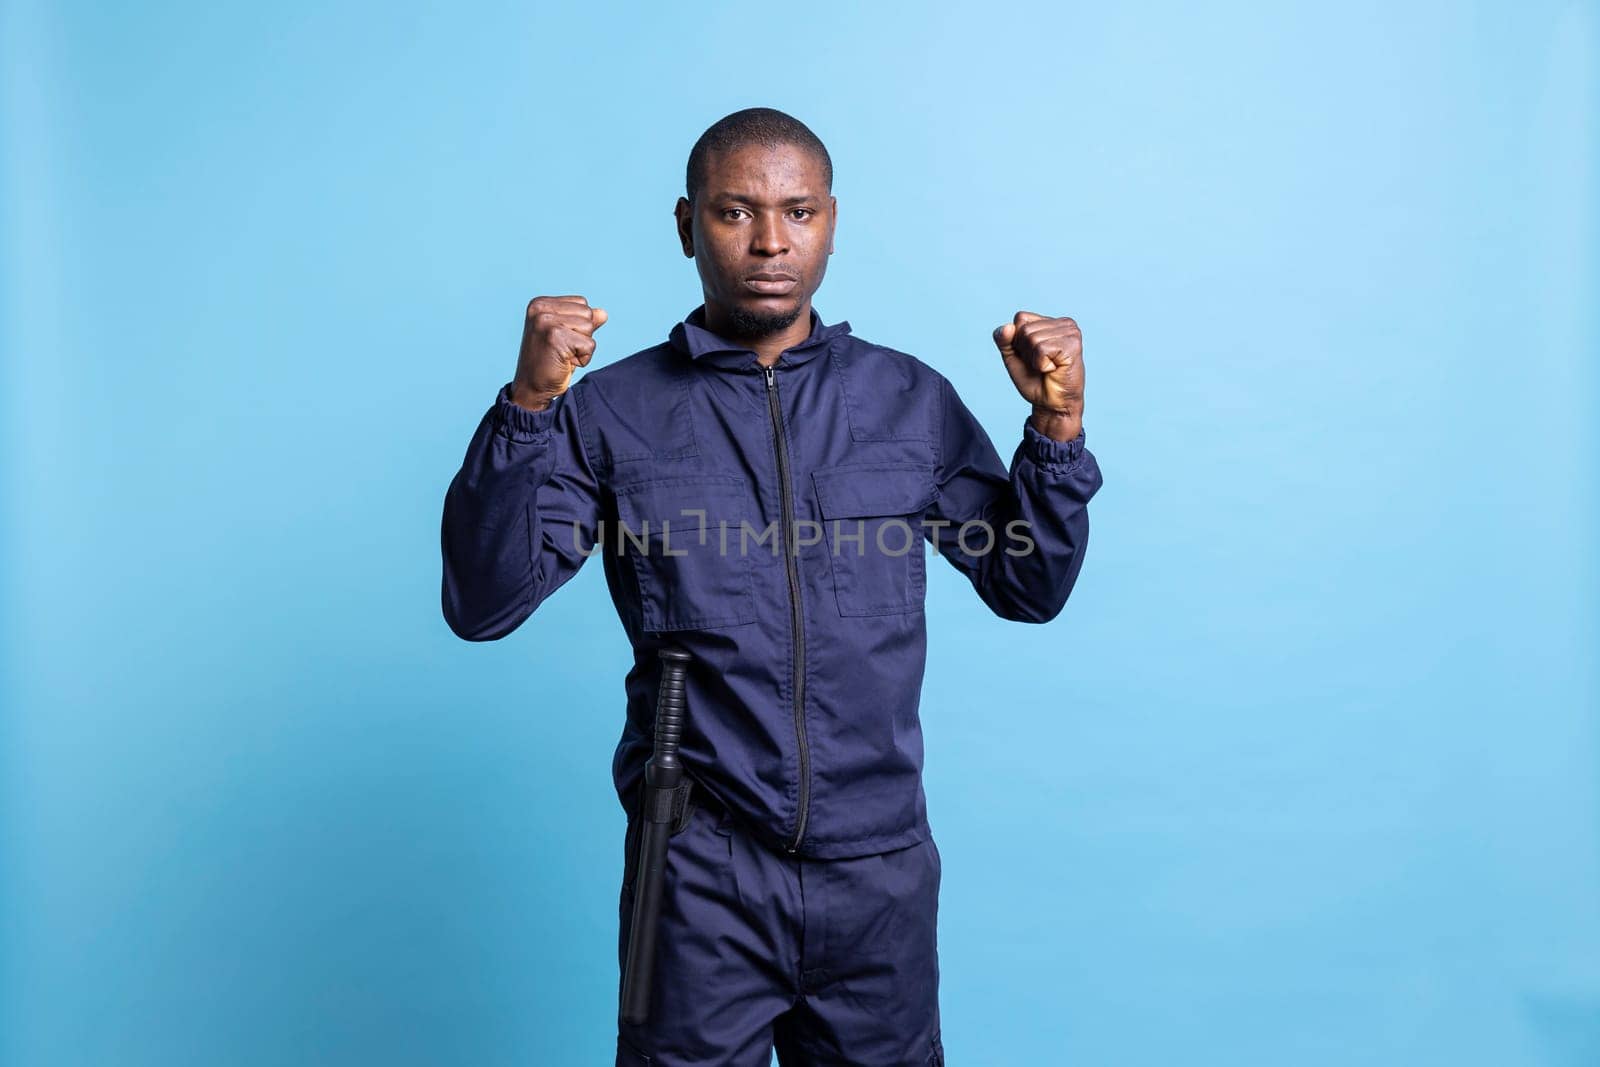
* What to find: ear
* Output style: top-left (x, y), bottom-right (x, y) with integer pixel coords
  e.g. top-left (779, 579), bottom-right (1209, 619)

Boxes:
top-left (674, 197), bottom-right (694, 258)
top-left (827, 195), bottom-right (838, 255)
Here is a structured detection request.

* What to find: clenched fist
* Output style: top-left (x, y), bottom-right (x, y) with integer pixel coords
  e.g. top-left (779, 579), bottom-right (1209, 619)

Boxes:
top-left (994, 310), bottom-right (1085, 443)
top-left (511, 296), bottom-right (608, 412)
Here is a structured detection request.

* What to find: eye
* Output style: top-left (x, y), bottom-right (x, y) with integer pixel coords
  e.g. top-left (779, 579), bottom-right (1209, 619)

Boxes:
top-left (722, 208), bottom-right (749, 221)
top-left (790, 208), bottom-right (813, 220)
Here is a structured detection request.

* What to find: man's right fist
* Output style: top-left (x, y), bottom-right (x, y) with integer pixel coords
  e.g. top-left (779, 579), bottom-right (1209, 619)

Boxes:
top-left (511, 295), bottom-right (608, 412)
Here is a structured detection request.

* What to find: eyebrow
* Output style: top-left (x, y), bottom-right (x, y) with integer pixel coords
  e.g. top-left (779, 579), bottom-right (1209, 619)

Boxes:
top-left (711, 193), bottom-right (821, 206)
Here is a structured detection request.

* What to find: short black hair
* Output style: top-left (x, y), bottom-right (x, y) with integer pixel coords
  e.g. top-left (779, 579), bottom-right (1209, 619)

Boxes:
top-left (685, 107), bottom-right (833, 207)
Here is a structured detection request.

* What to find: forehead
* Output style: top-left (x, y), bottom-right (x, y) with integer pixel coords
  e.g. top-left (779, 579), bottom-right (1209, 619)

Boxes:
top-left (702, 142), bottom-right (827, 200)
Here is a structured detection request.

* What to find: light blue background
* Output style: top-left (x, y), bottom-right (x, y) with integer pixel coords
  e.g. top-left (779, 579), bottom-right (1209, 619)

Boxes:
top-left (3, 2), bottom-right (1596, 1064)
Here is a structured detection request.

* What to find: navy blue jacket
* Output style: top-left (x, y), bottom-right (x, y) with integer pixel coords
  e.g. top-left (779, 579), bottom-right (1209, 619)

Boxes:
top-left (441, 304), bottom-right (1103, 859)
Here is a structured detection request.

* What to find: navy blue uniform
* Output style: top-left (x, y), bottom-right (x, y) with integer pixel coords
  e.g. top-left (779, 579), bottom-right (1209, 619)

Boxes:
top-left (441, 304), bottom-right (1103, 1063)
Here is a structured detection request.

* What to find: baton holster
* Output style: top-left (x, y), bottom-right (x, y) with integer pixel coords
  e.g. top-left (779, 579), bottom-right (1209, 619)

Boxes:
top-left (639, 775), bottom-right (696, 837)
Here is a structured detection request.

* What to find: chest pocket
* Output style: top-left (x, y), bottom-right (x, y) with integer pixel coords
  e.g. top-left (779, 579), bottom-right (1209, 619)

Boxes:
top-left (614, 474), bottom-right (758, 633)
top-left (811, 462), bottom-right (938, 617)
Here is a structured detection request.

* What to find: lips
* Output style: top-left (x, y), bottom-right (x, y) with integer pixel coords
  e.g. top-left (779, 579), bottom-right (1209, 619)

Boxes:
top-left (744, 275), bottom-right (798, 295)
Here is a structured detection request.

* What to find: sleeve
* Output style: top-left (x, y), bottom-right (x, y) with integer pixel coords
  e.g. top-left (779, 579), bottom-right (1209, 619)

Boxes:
top-left (439, 381), bottom-right (603, 641)
top-left (923, 373), bottom-right (1104, 623)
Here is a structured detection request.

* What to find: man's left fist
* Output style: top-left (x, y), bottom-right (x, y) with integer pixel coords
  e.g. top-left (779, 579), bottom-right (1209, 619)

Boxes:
top-left (993, 310), bottom-right (1085, 443)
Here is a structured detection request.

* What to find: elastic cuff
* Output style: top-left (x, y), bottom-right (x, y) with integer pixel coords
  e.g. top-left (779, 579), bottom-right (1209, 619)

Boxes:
top-left (494, 382), bottom-right (560, 442)
top-left (1022, 418), bottom-right (1086, 469)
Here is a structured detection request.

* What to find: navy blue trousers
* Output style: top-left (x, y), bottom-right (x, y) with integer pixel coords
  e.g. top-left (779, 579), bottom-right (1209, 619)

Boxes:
top-left (616, 791), bottom-right (945, 1066)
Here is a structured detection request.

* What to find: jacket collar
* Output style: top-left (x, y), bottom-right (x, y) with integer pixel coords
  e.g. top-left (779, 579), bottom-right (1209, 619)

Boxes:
top-left (669, 303), bottom-right (852, 368)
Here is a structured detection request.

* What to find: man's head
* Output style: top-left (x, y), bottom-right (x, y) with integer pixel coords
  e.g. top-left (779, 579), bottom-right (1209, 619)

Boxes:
top-left (675, 108), bottom-right (837, 342)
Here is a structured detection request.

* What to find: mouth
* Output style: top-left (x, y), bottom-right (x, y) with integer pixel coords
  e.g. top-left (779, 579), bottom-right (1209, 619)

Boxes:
top-left (743, 274), bottom-right (799, 296)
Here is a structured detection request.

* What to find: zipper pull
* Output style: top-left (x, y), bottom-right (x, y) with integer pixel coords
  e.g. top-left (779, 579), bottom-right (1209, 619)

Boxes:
top-left (764, 365), bottom-right (775, 390)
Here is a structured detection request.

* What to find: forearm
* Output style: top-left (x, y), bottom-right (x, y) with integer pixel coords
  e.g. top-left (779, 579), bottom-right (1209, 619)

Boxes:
top-left (927, 366), bottom-right (1103, 622)
top-left (441, 385), bottom-right (597, 641)
top-left (964, 421), bottom-right (1101, 623)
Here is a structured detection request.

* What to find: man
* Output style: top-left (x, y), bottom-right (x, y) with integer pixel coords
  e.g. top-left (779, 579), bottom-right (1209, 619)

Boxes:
top-left (441, 107), bottom-right (1102, 1066)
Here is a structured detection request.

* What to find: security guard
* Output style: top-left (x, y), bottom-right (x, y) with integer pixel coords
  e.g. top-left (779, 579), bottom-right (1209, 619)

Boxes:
top-left (441, 107), bottom-right (1103, 1066)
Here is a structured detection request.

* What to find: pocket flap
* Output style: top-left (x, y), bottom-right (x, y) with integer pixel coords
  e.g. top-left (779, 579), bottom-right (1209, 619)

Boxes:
top-left (614, 474), bottom-right (749, 534)
top-left (812, 463), bottom-right (937, 520)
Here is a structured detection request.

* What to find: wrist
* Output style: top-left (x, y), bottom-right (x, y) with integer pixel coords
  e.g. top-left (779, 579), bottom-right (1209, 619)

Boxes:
top-left (510, 383), bottom-right (558, 412)
top-left (1028, 406), bottom-right (1081, 443)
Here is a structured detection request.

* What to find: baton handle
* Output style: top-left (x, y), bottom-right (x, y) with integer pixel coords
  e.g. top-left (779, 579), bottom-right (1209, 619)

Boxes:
top-left (620, 646), bottom-right (692, 1027)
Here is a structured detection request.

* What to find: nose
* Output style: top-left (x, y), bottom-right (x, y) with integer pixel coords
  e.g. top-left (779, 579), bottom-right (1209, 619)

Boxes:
top-left (751, 211), bottom-right (789, 256)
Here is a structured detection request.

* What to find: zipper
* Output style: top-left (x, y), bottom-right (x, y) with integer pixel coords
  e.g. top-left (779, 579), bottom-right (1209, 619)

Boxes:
top-left (765, 363), bottom-right (810, 853)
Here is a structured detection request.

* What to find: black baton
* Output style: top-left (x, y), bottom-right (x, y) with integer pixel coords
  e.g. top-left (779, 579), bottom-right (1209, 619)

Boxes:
top-left (620, 645), bottom-right (693, 1027)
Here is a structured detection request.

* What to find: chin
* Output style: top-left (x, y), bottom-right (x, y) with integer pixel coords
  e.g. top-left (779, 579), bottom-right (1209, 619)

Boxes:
top-left (724, 298), bottom-right (804, 339)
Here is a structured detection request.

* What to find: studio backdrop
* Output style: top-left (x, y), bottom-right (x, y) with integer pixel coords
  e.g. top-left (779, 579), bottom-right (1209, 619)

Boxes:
top-left (3, 1), bottom-right (1597, 1064)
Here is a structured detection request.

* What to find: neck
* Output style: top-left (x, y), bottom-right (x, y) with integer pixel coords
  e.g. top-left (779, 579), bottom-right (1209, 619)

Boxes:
top-left (702, 298), bottom-right (815, 368)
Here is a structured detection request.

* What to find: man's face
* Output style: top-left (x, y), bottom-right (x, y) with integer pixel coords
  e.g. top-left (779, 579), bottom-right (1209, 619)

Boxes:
top-left (675, 141), bottom-right (836, 339)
